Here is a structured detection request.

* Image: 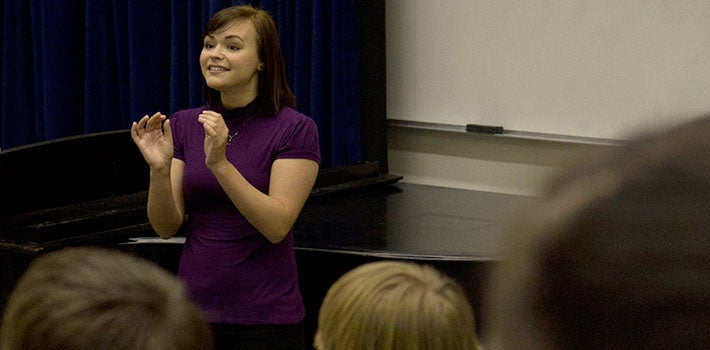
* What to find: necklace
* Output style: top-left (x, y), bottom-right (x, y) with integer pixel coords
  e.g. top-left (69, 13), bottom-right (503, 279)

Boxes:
top-left (226, 117), bottom-right (254, 146)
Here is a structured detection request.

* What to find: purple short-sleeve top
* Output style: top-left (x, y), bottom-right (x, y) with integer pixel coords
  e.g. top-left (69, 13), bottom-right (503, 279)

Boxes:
top-left (170, 102), bottom-right (320, 325)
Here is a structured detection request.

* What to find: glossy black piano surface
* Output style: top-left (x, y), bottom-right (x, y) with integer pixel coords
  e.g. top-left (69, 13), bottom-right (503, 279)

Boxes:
top-left (0, 130), bottom-right (533, 342)
top-left (118, 182), bottom-right (532, 339)
top-left (294, 182), bottom-right (531, 339)
top-left (296, 182), bottom-right (528, 260)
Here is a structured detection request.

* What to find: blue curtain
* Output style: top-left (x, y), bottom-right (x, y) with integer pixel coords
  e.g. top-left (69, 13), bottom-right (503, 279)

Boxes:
top-left (1, 0), bottom-right (360, 167)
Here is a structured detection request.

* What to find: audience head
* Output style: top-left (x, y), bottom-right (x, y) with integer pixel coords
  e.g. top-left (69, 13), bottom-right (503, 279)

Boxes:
top-left (0, 247), bottom-right (212, 350)
top-left (485, 115), bottom-right (710, 349)
top-left (315, 260), bottom-right (479, 350)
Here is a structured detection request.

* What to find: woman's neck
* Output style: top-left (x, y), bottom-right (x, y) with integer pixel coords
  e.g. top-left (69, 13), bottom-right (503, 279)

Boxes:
top-left (221, 94), bottom-right (257, 109)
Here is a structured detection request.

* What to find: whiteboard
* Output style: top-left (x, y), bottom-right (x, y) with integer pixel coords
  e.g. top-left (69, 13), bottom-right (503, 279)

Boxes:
top-left (386, 0), bottom-right (710, 140)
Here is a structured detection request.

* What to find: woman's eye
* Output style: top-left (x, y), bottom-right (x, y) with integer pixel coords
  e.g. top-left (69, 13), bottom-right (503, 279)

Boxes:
top-left (204, 43), bottom-right (214, 49)
top-left (229, 45), bottom-right (240, 51)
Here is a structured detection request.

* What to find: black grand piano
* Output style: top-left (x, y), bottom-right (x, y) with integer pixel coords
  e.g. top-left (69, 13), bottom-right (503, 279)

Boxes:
top-left (0, 130), bottom-right (531, 344)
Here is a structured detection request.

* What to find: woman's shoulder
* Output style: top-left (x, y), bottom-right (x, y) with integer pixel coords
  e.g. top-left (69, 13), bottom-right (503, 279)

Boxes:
top-left (170, 106), bottom-right (208, 119)
top-left (274, 106), bottom-right (301, 117)
top-left (272, 107), bottom-right (314, 125)
top-left (168, 106), bottom-right (209, 138)
top-left (253, 108), bottom-right (318, 141)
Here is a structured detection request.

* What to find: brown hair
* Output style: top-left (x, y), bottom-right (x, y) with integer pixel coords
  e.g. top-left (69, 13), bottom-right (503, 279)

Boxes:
top-left (203, 5), bottom-right (295, 116)
top-left (485, 115), bottom-right (710, 349)
top-left (0, 247), bottom-right (213, 350)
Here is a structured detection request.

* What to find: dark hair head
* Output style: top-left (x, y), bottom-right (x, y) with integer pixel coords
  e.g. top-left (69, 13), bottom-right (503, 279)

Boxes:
top-left (203, 5), bottom-right (295, 116)
top-left (486, 115), bottom-right (710, 349)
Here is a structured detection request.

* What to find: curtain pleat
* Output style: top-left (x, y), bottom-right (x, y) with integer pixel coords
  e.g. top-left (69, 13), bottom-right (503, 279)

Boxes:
top-left (86, 0), bottom-right (121, 131)
top-left (329, 1), bottom-right (360, 165)
top-left (32, 1), bottom-right (86, 141)
top-left (2, 0), bottom-right (37, 146)
top-left (1, 0), bottom-right (361, 167)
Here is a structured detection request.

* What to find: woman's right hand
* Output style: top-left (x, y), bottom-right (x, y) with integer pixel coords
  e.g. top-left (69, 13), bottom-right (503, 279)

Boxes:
top-left (131, 112), bottom-right (173, 172)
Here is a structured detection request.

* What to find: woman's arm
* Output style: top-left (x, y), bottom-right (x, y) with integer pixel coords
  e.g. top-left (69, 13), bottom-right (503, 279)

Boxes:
top-left (209, 158), bottom-right (319, 243)
top-left (146, 159), bottom-right (185, 238)
top-left (131, 113), bottom-right (186, 239)
top-left (198, 110), bottom-right (318, 243)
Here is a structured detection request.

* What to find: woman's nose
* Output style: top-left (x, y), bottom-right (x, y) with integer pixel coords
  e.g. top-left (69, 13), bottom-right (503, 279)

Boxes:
top-left (209, 46), bottom-right (224, 59)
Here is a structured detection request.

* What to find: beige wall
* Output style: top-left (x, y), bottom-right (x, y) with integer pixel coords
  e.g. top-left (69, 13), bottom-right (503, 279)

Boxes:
top-left (384, 0), bottom-right (705, 195)
top-left (385, 0), bottom-right (710, 140)
top-left (386, 124), bottom-right (618, 197)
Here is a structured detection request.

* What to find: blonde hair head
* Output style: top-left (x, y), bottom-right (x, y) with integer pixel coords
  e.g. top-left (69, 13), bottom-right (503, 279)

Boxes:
top-left (315, 261), bottom-right (479, 350)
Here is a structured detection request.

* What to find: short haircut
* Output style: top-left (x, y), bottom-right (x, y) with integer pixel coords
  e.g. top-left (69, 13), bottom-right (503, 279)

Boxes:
top-left (315, 260), bottom-right (480, 350)
top-left (0, 247), bottom-right (212, 350)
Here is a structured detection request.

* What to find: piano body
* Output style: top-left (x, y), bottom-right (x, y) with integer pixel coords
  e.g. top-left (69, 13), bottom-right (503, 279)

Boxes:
top-left (0, 130), bottom-right (531, 342)
top-left (0, 130), bottom-right (152, 305)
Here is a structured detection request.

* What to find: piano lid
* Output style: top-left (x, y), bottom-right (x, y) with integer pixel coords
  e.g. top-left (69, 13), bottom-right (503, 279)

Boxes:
top-left (0, 130), bottom-right (149, 218)
top-left (0, 130), bottom-right (151, 253)
top-left (0, 129), bottom-right (402, 254)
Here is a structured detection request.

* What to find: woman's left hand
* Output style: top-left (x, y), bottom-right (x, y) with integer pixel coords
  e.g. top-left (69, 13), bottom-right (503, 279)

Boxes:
top-left (197, 110), bottom-right (229, 167)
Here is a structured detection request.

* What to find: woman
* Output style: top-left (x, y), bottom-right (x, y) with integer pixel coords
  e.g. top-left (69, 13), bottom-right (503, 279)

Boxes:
top-left (131, 5), bottom-right (320, 350)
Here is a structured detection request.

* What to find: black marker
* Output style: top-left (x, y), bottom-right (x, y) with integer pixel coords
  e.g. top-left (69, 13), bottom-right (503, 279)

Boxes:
top-left (466, 124), bottom-right (504, 135)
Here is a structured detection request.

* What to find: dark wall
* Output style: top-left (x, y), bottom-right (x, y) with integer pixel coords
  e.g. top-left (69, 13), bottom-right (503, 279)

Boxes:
top-left (354, 0), bottom-right (388, 172)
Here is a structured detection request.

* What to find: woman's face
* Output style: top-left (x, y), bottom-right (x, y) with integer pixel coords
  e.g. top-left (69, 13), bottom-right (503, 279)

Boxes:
top-left (200, 19), bottom-right (262, 105)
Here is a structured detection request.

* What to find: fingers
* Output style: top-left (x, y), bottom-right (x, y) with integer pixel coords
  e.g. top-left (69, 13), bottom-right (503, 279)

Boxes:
top-left (162, 119), bottom-right (173, 143)
top-left (132, 113), bottom-right (167, 137)
top-left (131, 115), bottom-right (150, 141)
top-left (197, 110), bottom-right (224, 126)
top-left (198, 110), bottom-right (226, 138)
top-left (200, 110), bottom-right (222, 118)
top-left (131, 121), bottom-right (140, 143)
top-left (146, 112), bottom-right (166, 131)
top-left (202, 122), bottom-right (218, 137)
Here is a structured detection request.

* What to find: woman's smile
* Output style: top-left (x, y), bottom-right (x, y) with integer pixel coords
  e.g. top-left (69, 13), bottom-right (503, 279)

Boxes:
top-left (206, 65), bottom-right (230, 74)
